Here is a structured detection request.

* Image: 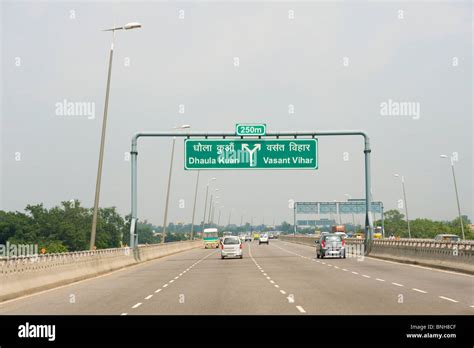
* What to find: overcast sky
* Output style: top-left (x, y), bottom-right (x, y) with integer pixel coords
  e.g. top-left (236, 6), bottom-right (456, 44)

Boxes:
top-left (1, 1), bottom-right (472, 227)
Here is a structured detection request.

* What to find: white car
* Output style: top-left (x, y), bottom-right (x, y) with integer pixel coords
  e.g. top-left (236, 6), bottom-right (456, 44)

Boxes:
top-left (259, 234), bottom-right (269, 245)
top-left (221, 236), bottom-right (243, 259)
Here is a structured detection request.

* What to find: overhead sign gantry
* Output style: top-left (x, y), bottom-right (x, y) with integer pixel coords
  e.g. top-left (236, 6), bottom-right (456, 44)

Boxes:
top-left (129, 126), bottom-right (374, 253)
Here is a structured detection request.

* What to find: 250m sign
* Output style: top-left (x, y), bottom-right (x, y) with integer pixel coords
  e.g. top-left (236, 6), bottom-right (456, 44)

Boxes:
top-left (184, 139), bottom-right (318, 170)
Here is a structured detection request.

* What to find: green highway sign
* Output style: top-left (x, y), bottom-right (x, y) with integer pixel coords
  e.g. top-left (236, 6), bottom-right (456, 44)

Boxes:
top-left (184, 139), bottom-right (318, 170)
top-left (235, 123), bottom-right (266, 136)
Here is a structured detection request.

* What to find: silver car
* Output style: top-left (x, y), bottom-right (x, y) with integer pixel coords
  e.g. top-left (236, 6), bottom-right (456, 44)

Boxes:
top-left (221, 236), bottom-right (243, 259)
top-left (316, 234), bottom-right (345, 259)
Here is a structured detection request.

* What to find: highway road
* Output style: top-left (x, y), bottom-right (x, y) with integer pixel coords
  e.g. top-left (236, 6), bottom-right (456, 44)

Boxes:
top-left (0, 240), bottom-right (472, 315)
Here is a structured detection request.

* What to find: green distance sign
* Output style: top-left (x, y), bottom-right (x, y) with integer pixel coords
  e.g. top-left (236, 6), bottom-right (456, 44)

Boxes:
top-left (339, 202), bottom-right (383, 214)
top-left (184, 139), bottom-right (318, 170)
top-left (235, 123), bottom-right (266, 136)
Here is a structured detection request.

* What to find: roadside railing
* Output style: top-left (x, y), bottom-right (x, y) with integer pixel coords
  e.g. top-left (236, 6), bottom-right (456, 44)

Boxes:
top-left (278, 235), bottom-right (474, 274)
top-left (0, 240), bottom-right (202, 302)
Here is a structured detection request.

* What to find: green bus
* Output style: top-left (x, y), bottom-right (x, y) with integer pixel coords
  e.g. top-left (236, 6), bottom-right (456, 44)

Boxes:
top-left (203, 228), bottom-right (219, 249)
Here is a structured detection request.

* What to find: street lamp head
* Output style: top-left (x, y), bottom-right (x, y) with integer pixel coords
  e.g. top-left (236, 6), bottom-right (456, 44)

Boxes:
top-left (180, 124), bottom-right (191, 129)
top-left (124, 22), bottom-right (142, 30)
top-left (394, 174), bottom-right (400, 177)
top-left (440, 155), bottom-right (448, 158)
top-left (103, 22), bottom-right (142, 32)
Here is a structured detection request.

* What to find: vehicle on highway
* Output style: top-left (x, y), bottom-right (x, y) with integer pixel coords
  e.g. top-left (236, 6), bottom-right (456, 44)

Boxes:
top-left (331, 225), bottom-right (346, 233)
top-left (203, 228), bottom-right (219, 249)
top-left (334, 232), bottom-right (347, 239)
top-left (253, 232), bottom-right (260, 240)
top-left (268, 233), bottom-right (274, 239)
top-left (434, 234), bottom-right (461, 242)
top-left (244, 234), bottom-right (252, 242)
top-left (221, 236), bottom-right (243, 259)
top-left (223, 231), bottom-right (233, 237)
top-left (318, 231), bottom-right (329, 238)
top-left (259, 234), bottom-right (269, 245)
top-left (316, 233), bottom-right (345, 259)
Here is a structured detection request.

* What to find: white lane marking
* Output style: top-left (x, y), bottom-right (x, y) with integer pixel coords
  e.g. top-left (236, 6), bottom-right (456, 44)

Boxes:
top-left (145, 295), bottom-right (153, 300)
top-left (121, 313), bottom-right (128, 316)
top-left (334, 266), bottom-right (340, 269)
top-left (280, 290), bottom-right (286, 294)
top-left (274, 284), bottom-right (280, 288)
top-left (316, 260), bottom-right (321, 263)
top-left (270, 280), bottom-right (275, 284)
top-left (352, 271), bottom-right (359, 275)
top-left (362, 275), bottom-right (371, 278)
top-left (279, 240), bottom-right (473, 282)
top-left (287, 296), bottom-right (295, 303)
top-left (412, 288), bottom-right (427, 294)
top-left (327, 264), bottom-right (333, 267)
top-left (169, 280), bottom-right (175, 283)
top-left (321, 262), bottom-right (326, 265)
top-left (342, 268), bottom-right (348, 272)
top-left (266, 276), bottom-right (271, 280)
top-left (364, 256), bottom-right (474, 278)
top-left (179, 273), bottom-right (183, 276)
top-left (263, 273), bottom-right (267, 276)
top-left (260, 270), bottom-right (264, 272)
top-left (174, 276), bottom-right (179, 279)
top-left (470, 305), bottom-right (474, 308)
top-left (296, 305), bottom-right (306, 313)
top-left (163, 284), bottom-right (169, 288)
top-left (376, 278), bottom-right (385, 282)
top-left (439, 296), bottom-right (458, 303)
top-left (392, 282), bottom-right (404, 287)
top-left (155, 289), bottom-right (162, 293)
top-left (132, 302), bottom-right (142, 309)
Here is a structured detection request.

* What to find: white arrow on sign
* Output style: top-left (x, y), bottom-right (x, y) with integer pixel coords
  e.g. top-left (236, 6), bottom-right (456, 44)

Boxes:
top-left (241, 143), bottom-right (261, 167)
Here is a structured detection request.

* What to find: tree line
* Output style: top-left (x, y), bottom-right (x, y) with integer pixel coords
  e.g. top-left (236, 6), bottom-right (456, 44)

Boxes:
top-left (0, 202), bottom-right (471, 254)
top-left (0, 200), bottom-right (190, 253)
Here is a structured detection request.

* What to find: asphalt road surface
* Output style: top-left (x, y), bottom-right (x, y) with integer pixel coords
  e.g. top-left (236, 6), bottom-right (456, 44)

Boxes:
top-left (0, 240), bottom-right (472, 315)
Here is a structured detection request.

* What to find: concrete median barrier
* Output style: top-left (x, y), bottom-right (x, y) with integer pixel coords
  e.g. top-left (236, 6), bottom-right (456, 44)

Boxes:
top-left (0, 240), bottom-right (202, 302)
top-left (279, 235), bottom-right (474, 274)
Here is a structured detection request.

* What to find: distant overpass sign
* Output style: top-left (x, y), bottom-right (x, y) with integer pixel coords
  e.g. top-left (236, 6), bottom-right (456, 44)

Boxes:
top-left (235, 123), bottom-right (266, 136)
top-left (184, 139), bottom-right (318, 170)
top-left (296, 201), bottom-right (383, 214)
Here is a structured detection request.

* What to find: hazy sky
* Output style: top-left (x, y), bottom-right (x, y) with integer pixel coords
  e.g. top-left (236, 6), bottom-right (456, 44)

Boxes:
top-left (1, 1), bottom-right (472, 227)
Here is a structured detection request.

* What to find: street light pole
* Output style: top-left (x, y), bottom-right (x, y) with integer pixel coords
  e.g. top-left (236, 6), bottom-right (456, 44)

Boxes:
top-left (211, 201), bottom-right (219, 224)
top-left (208, 194), bottom-right (214, 223)
top-left (162, 125), bottom-right (190, 244)
top-left (190, 170), bottom-right (200, 241)
top-left (217, 207), bottom-right (222, 227)
top-left (90, 22), bottom-right (141, 250)
top-left (201, 178), bottom-right (216, 233)
top-left (394, 174), bottom-right (411, 238)
top-left (345, 194), bottom-right (355, 230)
top-left (440, 155), bottom-right (465, 240)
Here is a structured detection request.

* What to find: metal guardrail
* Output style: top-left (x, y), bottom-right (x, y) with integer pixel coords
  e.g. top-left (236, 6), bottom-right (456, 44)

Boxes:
top-left (281, 235), bottom-right (473, 248)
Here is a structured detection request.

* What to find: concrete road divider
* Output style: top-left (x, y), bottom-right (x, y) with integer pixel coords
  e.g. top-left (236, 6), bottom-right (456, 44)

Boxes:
top-left (0, 240), bottom-right (202, 302)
